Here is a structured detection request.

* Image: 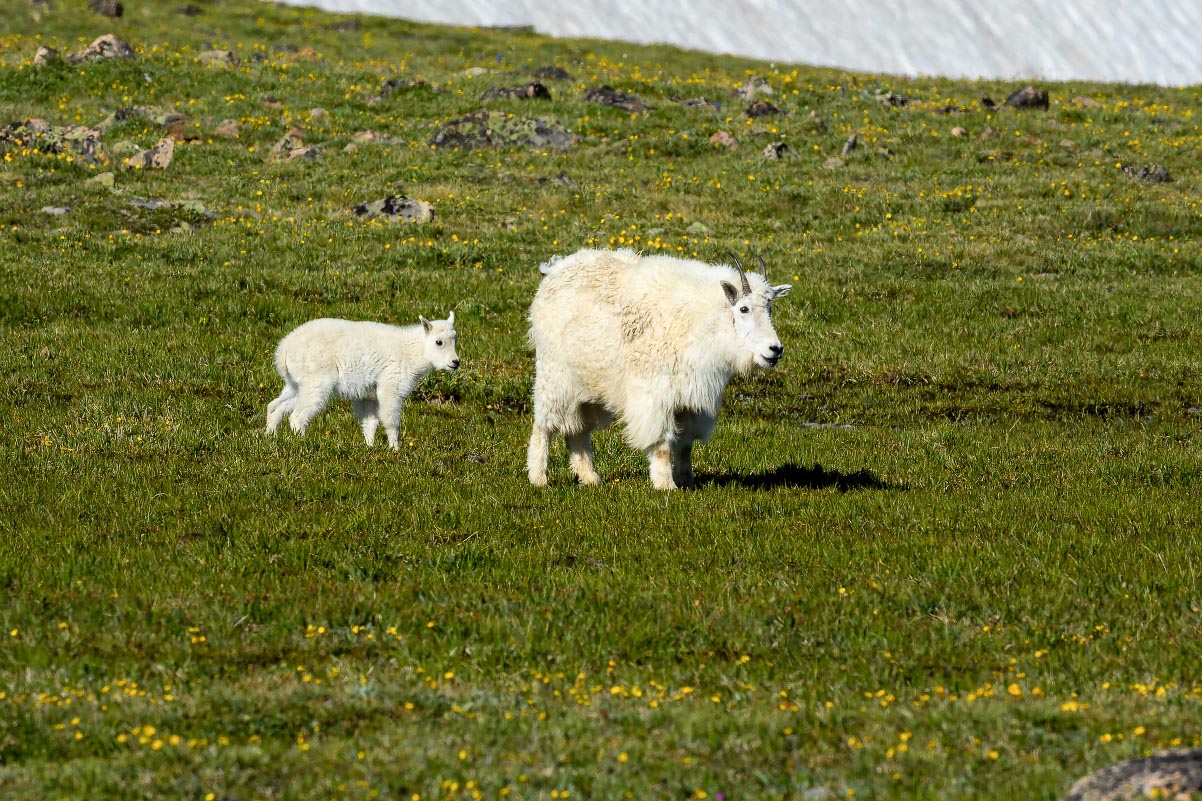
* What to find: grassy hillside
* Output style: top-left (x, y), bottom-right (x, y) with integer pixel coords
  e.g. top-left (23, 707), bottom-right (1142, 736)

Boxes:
top-left (1, 1), bottom-right (1200, 799)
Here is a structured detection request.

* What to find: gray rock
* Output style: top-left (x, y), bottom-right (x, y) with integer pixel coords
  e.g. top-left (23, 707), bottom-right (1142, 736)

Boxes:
top-left (41, 206), bottom-right (70, 216)
top-left (88, 0), bottom-right (123, 17)
top-left (480, 82), bottom-right (552, 102)
top-left (125, 197), bottom-right (215, 230)
top-left (345, 132), bottom-right (394, 152)
top-left (1004, 85), bottom-right (1049, 110)
top-left (876, 91), bottom-right (909, 107)
top-left (351, 196), bottom-right (434, 223)
top-left (270, 126), bottom-right (305, 158)
top-left (531, 65), bottom-right (572, 81)
top-left (709, 130), bottom-right (738, 149)
top-left (124, 136), bottom-right (175, 170)
top-left (536, 170), bottom-right (574, 186)
top-left (130, 198), bottom-right (174, 211)
top-left (1064, 748), bottom-right (1202, 801)
top-left (746, 99), bottom-right (780, 117)
top-left (670, 96), bottom-right (720, 110)
top-left (584, 85), bottom-right (650, 113)
top-left (33, 46), bottom-right (60, 67)
top-left (1121, 164), bottom-right (1172, 183)
top-left (198, 50), bottom-right (240, 69)
top-left (735, 76), bottom-right (774, 101)
top-left (97, 106), bottom-right (185, 132)
top-left (762, 141), bottom-right (797, 159)
top-left (0, 120), bottom-right (106, 165)
top-left (379, 77), bottom-right (434, 98)
top-left (66, 34), bottom-right (135, 64)
top-left (110, 141), bottom-right (142, 158)
top-left (431, 110), bottom-right (576, 151)
top-left (349, 130), bottom-right (390, 145)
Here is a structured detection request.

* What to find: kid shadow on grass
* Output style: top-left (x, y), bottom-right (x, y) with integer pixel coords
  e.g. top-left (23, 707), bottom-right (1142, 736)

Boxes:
top-left (700, 462), bottom-right (902, 492)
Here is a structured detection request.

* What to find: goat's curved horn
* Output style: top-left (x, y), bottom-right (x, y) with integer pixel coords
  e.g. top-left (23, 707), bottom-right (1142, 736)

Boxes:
top-left (756, 254), bottom-right (768, 278)
top-left (726, 251), bottom-right (751, 296)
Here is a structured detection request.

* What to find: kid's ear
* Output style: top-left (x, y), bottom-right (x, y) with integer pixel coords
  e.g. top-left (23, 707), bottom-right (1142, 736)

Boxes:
top-left (721, 281), bottom-right (739, 305)
top-left (420, 316), bottom-right (431, 333)
top-left (771, 284), bottom-right (792, 299)
top-left (447, 311), bottom-right (455, 326)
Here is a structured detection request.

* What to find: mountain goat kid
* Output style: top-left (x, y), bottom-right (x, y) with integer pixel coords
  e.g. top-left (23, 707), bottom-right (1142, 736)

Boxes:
top-left (527, 249), bottom-right (791, 490)
top-left (266, 313), bottom-right (459, 450)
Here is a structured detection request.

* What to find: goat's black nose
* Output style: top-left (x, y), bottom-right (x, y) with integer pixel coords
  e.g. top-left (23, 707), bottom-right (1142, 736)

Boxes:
top-left (769, 344), bottom-right (784, 356)
top-left (451, 359), bottom-right (461, 369)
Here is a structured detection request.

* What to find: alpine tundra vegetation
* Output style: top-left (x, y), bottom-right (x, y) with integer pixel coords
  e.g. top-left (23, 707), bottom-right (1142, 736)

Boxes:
top-left (1, 1), bottom-right (1201, 800)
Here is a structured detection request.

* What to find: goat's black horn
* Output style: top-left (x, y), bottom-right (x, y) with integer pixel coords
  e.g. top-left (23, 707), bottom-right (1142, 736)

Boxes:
top-left (726, 251), bottom-right (751, 295)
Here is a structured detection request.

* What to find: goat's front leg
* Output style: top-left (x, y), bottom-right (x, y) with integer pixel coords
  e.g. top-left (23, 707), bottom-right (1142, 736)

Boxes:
top-left (671, 410), bottom-right (712, 489)
top-left (671, 438), bottom-right (696, 489)
top-left (376, 379), bottom-right (404, 451)
top-left (647, 443), bottom-right (676, 491)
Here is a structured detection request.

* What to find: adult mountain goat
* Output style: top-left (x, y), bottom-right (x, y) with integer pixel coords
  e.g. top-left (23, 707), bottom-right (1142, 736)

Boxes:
top-left (266, 313), bottom-right (459, 450)
top-left (527, 249), bottom-right (791, 490)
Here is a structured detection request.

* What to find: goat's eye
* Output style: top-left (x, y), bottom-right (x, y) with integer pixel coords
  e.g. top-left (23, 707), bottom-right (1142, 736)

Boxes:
top-left (739, 305), bottom-right (750, 314)
top-left (435, 339), bottom-right (443, 346)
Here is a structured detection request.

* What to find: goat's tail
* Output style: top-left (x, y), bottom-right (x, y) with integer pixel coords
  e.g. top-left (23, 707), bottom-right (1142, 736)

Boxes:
top-left (538, 254), bottom-right (565, 276)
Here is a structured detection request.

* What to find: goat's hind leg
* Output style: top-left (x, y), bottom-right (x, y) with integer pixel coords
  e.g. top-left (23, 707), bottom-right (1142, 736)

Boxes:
top-left (566, 430), bottom-right (601, 485)
top-left (288, 383), bottom-right (332, 436)
top-left (566, 402), bottom-right (609, 485)
top-left (527, 424), bottom-right (551, 486)
top-left (266, 379), bottom-right (298, 434)
top-left (352, 398), bottom-right (380, 447)
top-left (528, 367), bottom-right (579, 486)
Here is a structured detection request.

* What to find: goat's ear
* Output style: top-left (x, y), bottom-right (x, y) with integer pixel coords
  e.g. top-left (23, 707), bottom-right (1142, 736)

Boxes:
top-left (721, 281), bottom-right (740, 305)
top-left (771, 284), bottom-right (792, 299)
top-left (420, 316), bottom-right (432, 333)
top-left (447, 311), bottom-right (455, 326)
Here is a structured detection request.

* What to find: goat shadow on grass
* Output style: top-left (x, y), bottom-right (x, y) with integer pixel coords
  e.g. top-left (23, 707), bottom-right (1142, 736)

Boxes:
top-left (700, 462), bottom-right (902, 492)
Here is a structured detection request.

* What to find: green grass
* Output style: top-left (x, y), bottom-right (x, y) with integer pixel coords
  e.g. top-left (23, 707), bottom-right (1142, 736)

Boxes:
top-left (2, 1), bottom-right (1201, 799)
